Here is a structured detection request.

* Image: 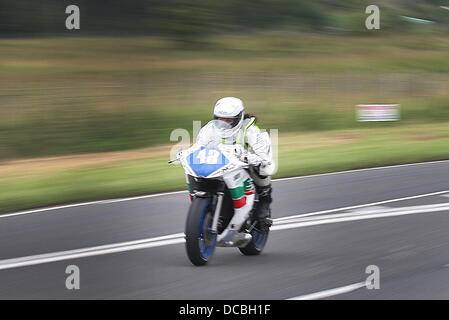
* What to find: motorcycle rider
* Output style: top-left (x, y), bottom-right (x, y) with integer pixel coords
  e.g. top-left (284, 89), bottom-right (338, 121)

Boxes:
top-left (186, 97), bottom-right (275, 233)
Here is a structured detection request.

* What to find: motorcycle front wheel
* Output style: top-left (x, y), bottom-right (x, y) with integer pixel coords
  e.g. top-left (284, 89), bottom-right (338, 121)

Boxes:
top-left (185, 197), bottom-right (217, 266)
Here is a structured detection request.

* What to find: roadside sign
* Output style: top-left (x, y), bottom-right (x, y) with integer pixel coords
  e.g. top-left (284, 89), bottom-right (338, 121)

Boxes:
top-left (356, 104), bottom-right (401, 122)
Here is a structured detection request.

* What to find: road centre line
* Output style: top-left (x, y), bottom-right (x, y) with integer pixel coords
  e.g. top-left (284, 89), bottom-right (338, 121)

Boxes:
top-left (1, 202), bottom-right (449, 271)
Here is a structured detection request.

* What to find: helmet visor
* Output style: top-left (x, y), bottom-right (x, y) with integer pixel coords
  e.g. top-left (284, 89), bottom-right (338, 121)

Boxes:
top-left (211, 119), bottom-right (239, 138)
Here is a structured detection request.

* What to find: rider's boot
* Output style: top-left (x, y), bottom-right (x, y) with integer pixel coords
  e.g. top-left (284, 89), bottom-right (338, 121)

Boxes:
top-left (255, 184), bottom-right (273, 233)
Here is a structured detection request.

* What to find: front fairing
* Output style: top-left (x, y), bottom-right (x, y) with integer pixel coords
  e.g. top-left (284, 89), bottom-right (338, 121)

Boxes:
top-left (180, 144), bottom-right (247, 179)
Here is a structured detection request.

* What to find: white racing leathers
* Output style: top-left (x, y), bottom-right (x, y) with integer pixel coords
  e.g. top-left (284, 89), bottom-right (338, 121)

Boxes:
top-left (194, 117), bottom-right (275, 187)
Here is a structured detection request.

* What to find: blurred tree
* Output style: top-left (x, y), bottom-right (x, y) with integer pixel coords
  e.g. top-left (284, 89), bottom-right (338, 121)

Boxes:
top-left (277, 0), bottom-right (330, 29)
top-left (147, 0), bottom-right (220, 42)
top-left (0, 0), bottom-right (446, 38)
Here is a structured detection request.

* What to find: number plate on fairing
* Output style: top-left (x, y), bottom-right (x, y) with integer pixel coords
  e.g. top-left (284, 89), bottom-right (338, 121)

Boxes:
top-left (187, 147), bottom-right (229, 177)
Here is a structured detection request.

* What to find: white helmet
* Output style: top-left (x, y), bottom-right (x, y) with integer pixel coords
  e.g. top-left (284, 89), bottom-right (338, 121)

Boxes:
top-left (212, 97), bottom-right (245, 138)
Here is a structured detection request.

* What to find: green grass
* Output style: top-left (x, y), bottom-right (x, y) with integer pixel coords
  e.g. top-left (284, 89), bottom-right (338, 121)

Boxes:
top-left (1, 33), bottom-right (448, 213)
top-left (277, 126), bottom-right (449, 177)
top-left (0, 33), bottom-right (448, 159)
top-left (1, 122), bottom-right (449, 214)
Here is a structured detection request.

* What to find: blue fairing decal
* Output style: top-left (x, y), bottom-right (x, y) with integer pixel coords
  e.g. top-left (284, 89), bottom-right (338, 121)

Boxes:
top-left (187, 147), bottom-right (229, 177)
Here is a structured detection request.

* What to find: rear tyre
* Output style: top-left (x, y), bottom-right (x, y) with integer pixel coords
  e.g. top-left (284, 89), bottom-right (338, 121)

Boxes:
top-left (239, 223), bottom-right (269, 256)
top-left (185, 197), bottom-right (217, 266)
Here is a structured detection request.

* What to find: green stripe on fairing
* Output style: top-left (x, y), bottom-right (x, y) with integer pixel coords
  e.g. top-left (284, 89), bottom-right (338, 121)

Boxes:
top-left (243, 178), bottom-right (254, 190)
top-left (229, 186), bottom-right (244, 199)
top-left (229, 179), bottom-right (254, 200)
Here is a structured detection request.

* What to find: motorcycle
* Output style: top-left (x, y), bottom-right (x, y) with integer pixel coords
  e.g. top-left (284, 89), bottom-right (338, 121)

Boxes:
top-left (169, 139), bottom-right (270, 266)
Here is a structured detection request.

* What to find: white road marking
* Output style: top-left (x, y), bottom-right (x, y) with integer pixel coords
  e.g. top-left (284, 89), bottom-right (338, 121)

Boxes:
top-left (345, 205), bottom-right (390, 214)
top-left (1, 203), bottom-right (449, 271)
top-left (274, 189), bottom-right (449, 222)
top-left (0, 233), bottom-right (185, 271)
top-left (2, 159), bottom-right (448, 219)
top-left (0, 190), bottom-right (188, 219)
top-left (97, 191), bottom-right (188, 204)
top-left (272, 203), bottom-right (449, 231)
top-left (272, 159), bottom-right (449, 183)
top-left (287, 282), bottom-right (366, 300)
top-left (274, 203), bottom-right (449, 225)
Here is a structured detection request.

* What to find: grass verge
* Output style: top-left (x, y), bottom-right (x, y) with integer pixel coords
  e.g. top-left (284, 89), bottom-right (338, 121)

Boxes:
top-left (1, 122), bottom-right (449, 214)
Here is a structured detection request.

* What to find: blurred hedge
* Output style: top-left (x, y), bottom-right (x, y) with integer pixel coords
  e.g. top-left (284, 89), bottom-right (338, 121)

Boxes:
top-left (1, 0), bottom-right (447, 39)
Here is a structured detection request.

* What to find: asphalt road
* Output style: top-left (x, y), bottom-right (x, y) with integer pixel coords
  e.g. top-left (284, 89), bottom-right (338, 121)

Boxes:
top-left (1, 160), bottom-right (449, 300)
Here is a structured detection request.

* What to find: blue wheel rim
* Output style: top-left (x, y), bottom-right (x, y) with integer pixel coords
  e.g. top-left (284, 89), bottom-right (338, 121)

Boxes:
top-left (251, 229), bottom-right (268, 250)
top-left (198, 202), bottom-right (216, 260)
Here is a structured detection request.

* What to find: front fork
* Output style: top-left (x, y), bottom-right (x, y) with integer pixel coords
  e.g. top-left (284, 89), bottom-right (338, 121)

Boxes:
top-left (187, 174), bottom-right (226, 235)
top-left (210, 192), bottom-right (224, 234)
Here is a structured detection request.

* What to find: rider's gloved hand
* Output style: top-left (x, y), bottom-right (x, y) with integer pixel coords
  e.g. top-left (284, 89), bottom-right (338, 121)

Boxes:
top-left (233, 145), bottom-right (244, 158)
top-left (243, 152), bottom-right (263, 167)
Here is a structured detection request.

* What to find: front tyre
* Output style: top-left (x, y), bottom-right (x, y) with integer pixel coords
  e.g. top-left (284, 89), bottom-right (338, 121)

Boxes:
top-left (185, 197), bottom-right (217, 266)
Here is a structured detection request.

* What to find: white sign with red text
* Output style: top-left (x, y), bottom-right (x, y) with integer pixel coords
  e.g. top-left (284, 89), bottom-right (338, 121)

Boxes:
top-left (356, 104), bottom-right (400, 122)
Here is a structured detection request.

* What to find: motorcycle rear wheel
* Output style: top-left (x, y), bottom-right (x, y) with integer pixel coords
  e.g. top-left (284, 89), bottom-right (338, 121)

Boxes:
top-left (239, 223), bottom-right (269, 256)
